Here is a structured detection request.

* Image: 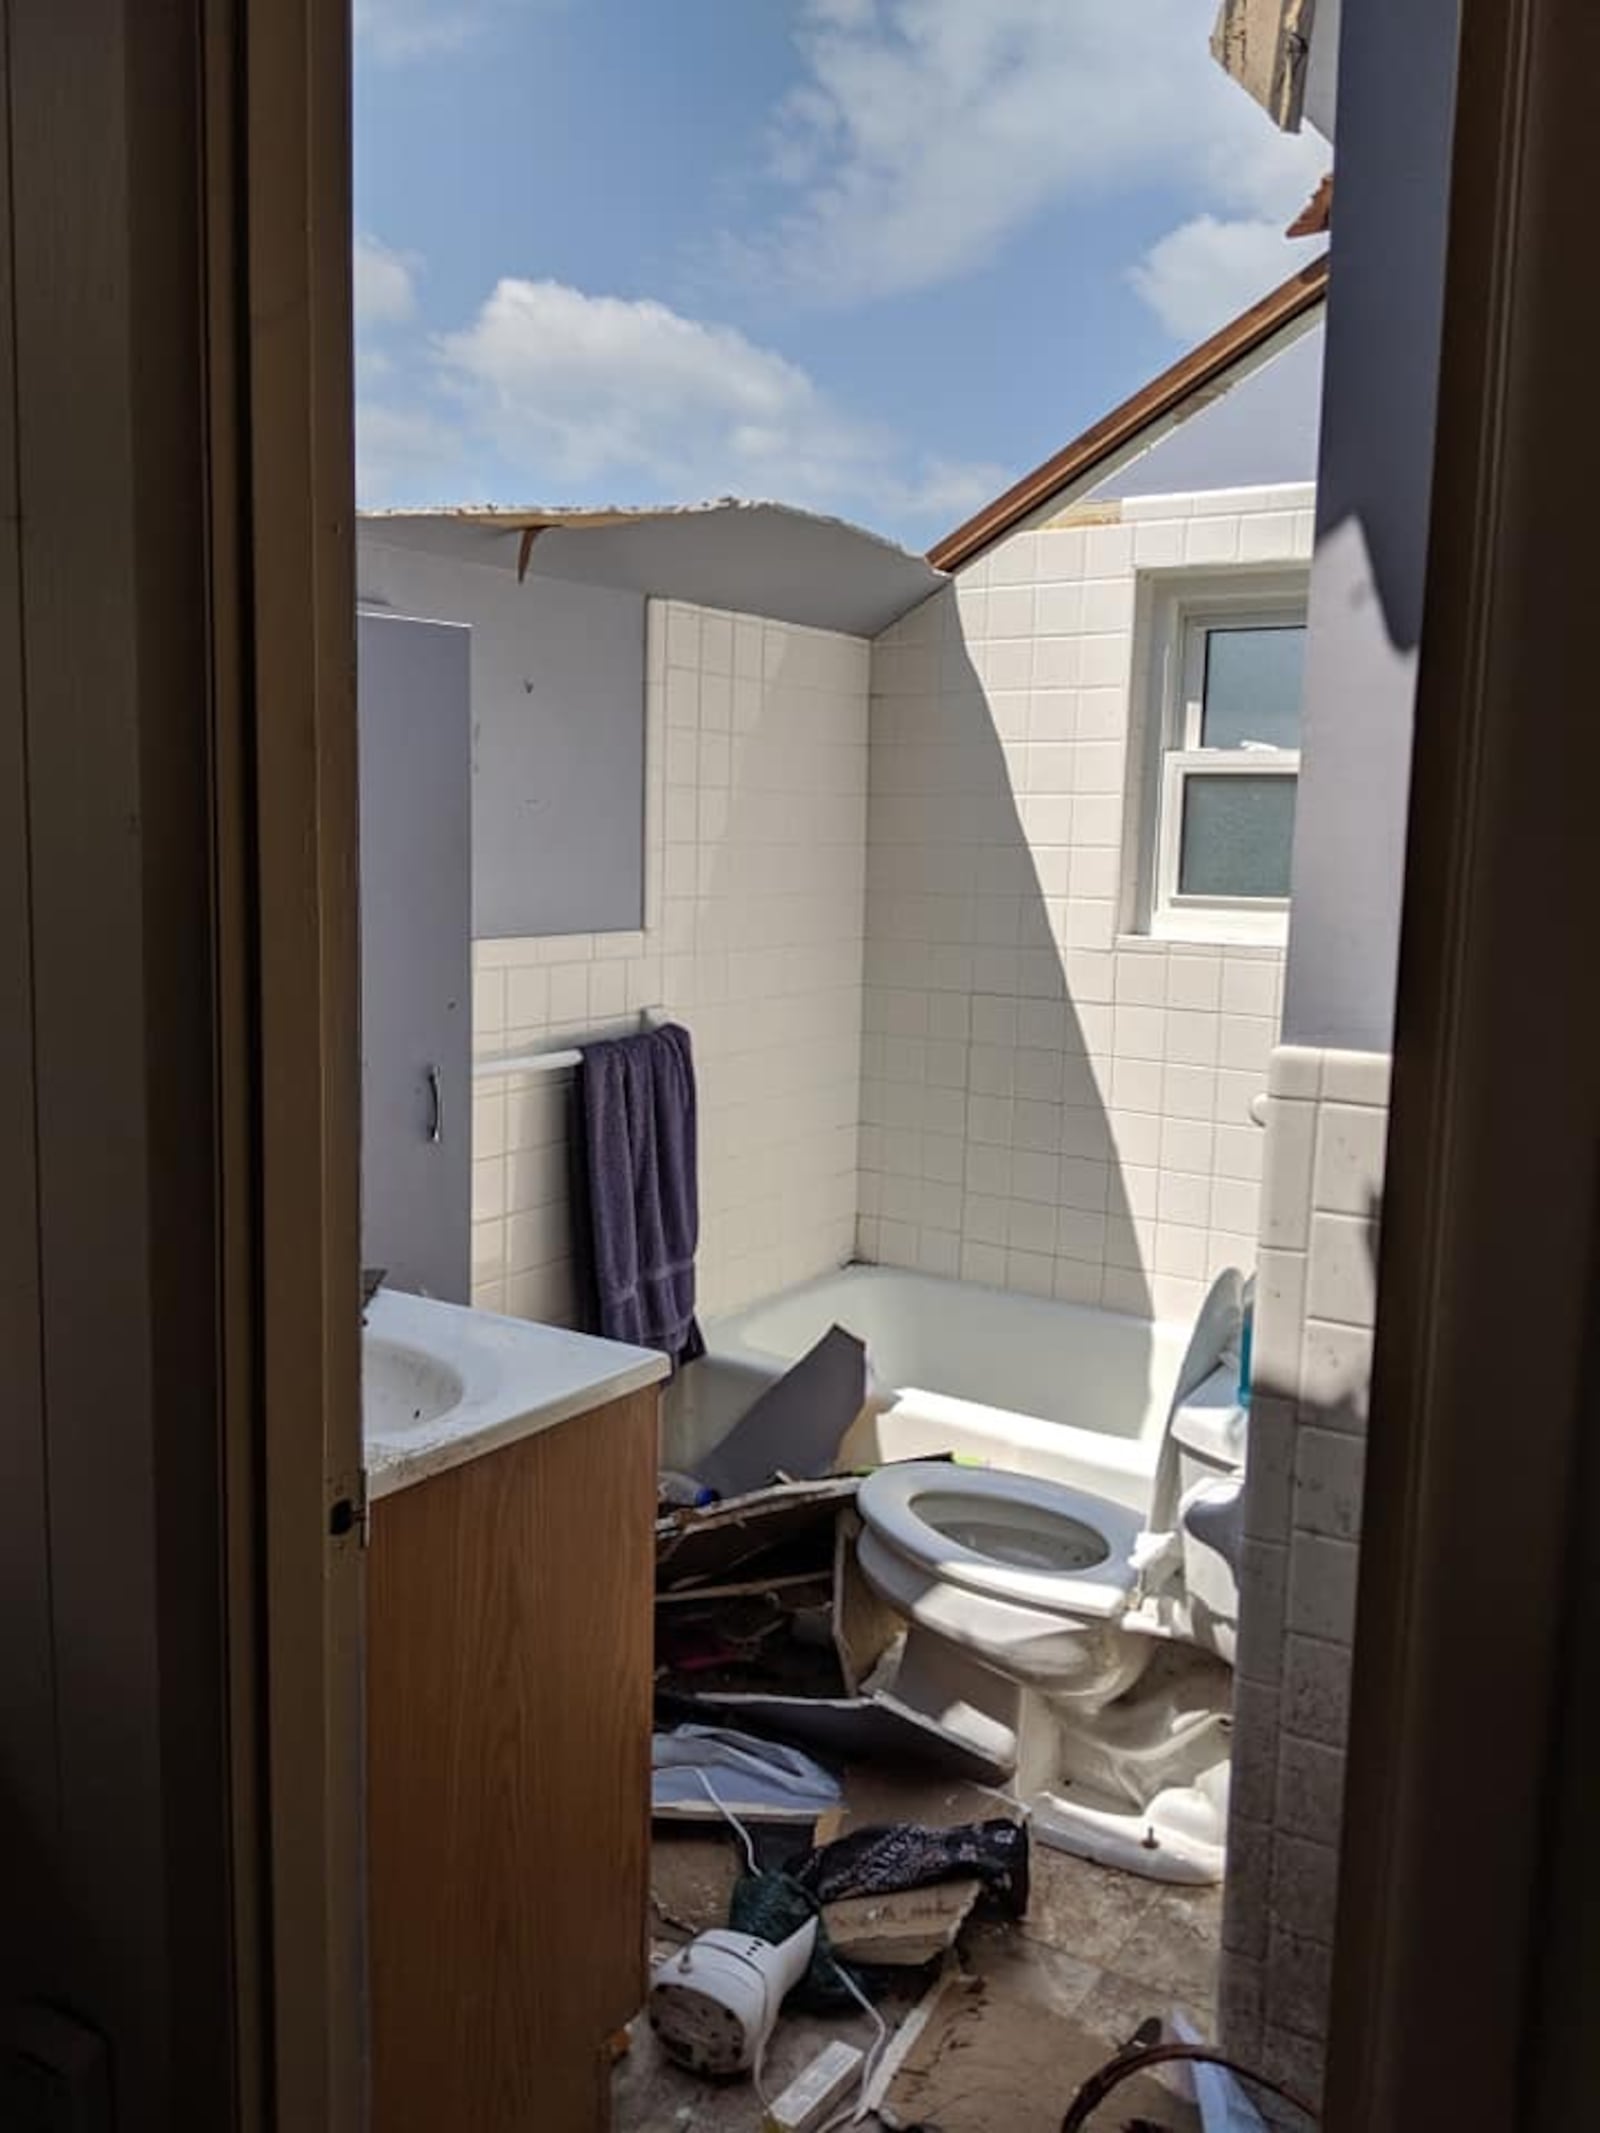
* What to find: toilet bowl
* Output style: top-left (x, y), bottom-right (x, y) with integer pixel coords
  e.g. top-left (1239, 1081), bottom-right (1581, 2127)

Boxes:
top-left (854, 1465), bottom-right (1154, 1706)
top-left (853, 1270), bottom-right (1249, 1885)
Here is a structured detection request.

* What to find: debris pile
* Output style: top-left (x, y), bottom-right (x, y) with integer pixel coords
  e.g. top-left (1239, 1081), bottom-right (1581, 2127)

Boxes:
top-left (655, 1474), bottom-right (1011, 1781)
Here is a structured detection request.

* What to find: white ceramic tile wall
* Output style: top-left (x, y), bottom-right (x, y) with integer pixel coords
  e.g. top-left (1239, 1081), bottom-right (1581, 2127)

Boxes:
top-left (470, 599), bottom-right (869, 1325)
top-left (1220, 1042), bottom-right (1390, 2109)
top-left (859, 486), bottom-right (1312, 1318)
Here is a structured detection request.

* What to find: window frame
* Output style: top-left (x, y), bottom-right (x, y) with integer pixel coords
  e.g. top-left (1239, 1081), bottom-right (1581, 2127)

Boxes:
top-left (1141, 578), bottom-right (1308, 945)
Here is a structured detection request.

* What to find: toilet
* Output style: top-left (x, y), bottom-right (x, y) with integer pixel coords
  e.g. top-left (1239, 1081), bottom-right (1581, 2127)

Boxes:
top-left (853, 1270), bottom-right (1249, 1884)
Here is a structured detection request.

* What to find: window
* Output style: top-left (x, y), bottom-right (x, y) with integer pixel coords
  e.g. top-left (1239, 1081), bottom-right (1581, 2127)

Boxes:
top-left (1145, 583), bottom-right (1307, 941)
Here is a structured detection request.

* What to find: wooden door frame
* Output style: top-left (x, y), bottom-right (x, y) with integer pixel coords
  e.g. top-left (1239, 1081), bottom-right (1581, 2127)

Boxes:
top-left (1325, 0), bottom-right (1600, 2123)
top-left (19, 0), bottom-right (1595, 2122)
top-left (1, 1), bottom-right (360, 2124)
top-left (250, 0), bottom-right (1600, 2116)
top-left (209, 0), bottom-right (365, 2123)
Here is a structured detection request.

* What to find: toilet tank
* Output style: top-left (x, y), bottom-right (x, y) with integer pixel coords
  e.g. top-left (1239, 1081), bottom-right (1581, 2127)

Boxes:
top-left (1168, 1361), bottom-right (1248, 1662)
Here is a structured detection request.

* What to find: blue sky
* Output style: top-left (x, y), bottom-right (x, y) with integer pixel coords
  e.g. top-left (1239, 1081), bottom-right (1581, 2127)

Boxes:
top-left (354, 0), bottom-right (1326, 549)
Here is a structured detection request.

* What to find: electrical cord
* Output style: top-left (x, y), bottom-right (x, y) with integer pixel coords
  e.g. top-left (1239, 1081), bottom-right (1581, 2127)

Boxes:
top-left (815, 1955), bottom-right (888, 2129)
top-left (678, 1770), bottom-right (885, 2126)
top-left (684, 1763), bottom-right (760, 1874)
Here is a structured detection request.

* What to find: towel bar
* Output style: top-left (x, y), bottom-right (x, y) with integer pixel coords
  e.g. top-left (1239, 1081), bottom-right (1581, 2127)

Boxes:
top-left (472, 1007), bottom-right (668, 1080)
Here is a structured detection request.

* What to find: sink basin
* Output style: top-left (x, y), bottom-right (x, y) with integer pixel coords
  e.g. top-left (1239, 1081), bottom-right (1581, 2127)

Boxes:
top-left (364, 1336), bottom-right (466, 1440)
top-left (361, 1287), bottom-right (669, 1501)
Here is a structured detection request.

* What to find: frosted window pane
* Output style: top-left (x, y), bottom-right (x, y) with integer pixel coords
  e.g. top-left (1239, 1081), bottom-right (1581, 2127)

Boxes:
top-left (1179, 774), bottom-right (1297, 898)
top-left (1202, 626), bottom-right (1306, 749)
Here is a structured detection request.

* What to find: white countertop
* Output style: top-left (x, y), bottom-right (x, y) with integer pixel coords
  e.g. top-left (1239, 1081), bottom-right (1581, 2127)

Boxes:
top-left (364, 1287), bottom-right (670, 1501)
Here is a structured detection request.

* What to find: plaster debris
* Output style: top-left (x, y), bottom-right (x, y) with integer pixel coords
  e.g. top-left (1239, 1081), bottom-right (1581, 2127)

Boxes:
top-left (821, 1878), bottom-right (983, 1967)
top-left (877, 1973), bottom-right (1197, 2133)
top-left (618, 1761), bottom-right (1223, 2133)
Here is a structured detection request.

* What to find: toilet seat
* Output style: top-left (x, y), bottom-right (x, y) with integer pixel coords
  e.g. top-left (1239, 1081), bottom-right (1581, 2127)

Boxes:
top-left (849, 1270), bottom-right (1250, 1886)
top-left (857, 1464), bottom-right (1147, 1621)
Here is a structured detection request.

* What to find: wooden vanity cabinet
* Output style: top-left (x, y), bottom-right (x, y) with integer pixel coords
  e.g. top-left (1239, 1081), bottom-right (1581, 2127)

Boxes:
top-left (367, 1386), bottom-right (659, 2132)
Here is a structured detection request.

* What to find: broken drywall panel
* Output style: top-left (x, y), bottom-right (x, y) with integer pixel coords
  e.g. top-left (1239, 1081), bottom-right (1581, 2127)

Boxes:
top-left (822, 1879), bottom-right (984, 1967)
top-left (672, 1689), bottom-right (1013, 1786)
top-left (656, 1478), bottom-right (858, 1589)
top-left (358, 499), bottom-right (945, 637)
top-left (695, 1327), bottom-right (868, 1498)
top-left (832, 1510), bottom-right (902, 1698)
top-left (651, 1797), bottom-right (824, 1829)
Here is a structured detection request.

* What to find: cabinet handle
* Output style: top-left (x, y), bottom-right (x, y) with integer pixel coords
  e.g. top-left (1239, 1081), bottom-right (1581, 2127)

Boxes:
top-left (426, 1064), bottom-right (443, 1145)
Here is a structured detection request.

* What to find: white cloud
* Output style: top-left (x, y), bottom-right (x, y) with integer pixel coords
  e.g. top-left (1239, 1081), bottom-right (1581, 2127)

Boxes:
top-left (1130, 216), bottom-right (1322, 341)
top-left (354, 234), bottom-right (420, 328)
top-left (432, 277), bottom-right (1000, 525)
top-left (438, 281), bottom-right (830, 487)
top-left (748, 0), bottom-right (1325, 331)
top-left (354, 0), bottom-right (565, 63)
top-left (357, 399), bottom-right (473, 507)
top-left (885, 456), bottom-right (1007, 523)
top-left (353, 0), bottom-right (479, 62)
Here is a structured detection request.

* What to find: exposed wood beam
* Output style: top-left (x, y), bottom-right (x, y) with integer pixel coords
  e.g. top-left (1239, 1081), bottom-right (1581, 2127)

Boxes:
top-left (1288, 172), bottom-right (1334, 236)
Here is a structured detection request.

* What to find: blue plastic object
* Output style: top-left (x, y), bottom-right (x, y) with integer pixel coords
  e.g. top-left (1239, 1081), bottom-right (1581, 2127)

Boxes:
top-left (1238, 1303), bottom-right (1254, 1407)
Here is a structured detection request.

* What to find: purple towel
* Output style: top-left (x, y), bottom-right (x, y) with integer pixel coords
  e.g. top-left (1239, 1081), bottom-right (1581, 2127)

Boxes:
top-left (573, 1023), bottom-right (704, 1369)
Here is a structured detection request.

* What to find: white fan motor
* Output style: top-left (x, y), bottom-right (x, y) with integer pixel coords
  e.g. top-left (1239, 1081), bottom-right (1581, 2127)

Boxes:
top-left (647, 1916), bottom-right (819, 2078)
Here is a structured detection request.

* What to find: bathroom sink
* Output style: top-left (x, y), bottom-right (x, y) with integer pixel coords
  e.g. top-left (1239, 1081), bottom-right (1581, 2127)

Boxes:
top-left (361, 1286), bottom-right (669, 1501)
top-left (364, 1335), bottom-right (466, 1440)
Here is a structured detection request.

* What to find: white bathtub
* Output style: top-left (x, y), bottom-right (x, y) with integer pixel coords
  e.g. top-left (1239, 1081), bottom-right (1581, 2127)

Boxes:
top-left (667, 1265), bottom-right (1195, 1512)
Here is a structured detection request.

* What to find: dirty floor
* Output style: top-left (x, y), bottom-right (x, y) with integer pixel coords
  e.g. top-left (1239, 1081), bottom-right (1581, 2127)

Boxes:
top-left (614, 1766), bottom-right (1219, 2133)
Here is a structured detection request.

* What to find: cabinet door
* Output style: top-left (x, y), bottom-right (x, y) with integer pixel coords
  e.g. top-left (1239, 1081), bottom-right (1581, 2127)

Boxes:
top-left (358, 610), bottom-right (471, 1301)
top-left (368, 1390), bottom-right (657, 2133)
